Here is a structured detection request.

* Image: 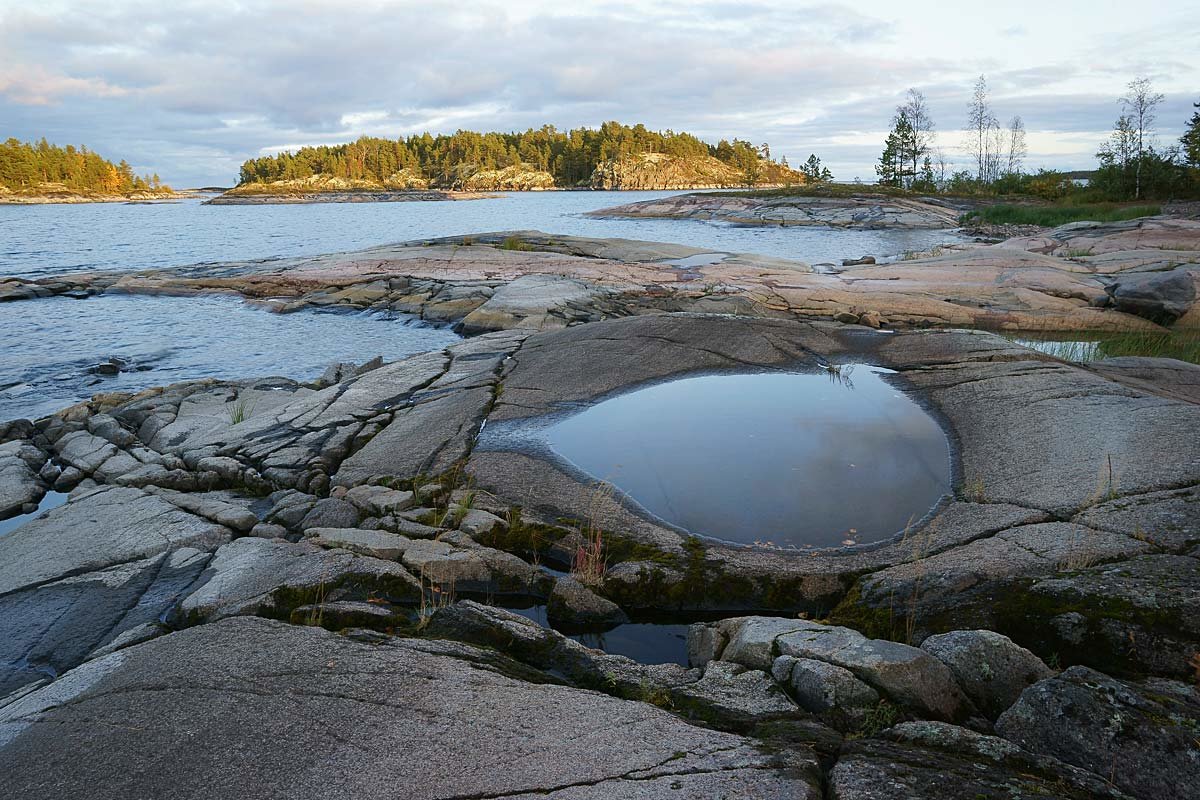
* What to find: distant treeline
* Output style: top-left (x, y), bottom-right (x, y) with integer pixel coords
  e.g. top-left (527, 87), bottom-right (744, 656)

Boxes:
top-left (238, 122), bottom-right (780, 186)
top-left (0, 138), bottom-right (168, 194)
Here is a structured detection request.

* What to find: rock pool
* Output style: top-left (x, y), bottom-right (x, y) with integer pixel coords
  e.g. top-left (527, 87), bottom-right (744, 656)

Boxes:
top-left (542, 367), bottom-right (952, 549)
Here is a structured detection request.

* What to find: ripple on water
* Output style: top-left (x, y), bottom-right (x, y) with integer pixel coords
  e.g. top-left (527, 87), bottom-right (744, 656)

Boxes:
top-left (533, 367), bottom-right (952, 550)
top-left (0, 294), bottom-right (461, 422)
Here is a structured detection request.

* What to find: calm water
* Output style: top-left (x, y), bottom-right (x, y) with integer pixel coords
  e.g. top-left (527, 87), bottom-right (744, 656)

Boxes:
top-left (508, 603), bottom-right (690, 665)
top-left (543, 368), bottom-right (951, 549)
top-left (0, 491), bottom-right (68, 535)
top-left (0, 192), bottom-right (964, 278)
top-left (0, 294), bottom-right (460, 422)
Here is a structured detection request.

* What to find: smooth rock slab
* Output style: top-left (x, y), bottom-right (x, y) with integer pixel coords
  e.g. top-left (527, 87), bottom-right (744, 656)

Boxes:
top-left (178, 537), bottom-right (420, 622)
top-left (0, 618), bottom-right (821, 799)
top-left (0, 486), bottom-right (230, 597)
top-left (996, 666), bottom-right (1200, 800)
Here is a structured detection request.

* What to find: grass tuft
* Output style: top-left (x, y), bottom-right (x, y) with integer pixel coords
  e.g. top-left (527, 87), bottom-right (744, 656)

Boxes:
top-left (960, 203), bottom-right (1160, 228)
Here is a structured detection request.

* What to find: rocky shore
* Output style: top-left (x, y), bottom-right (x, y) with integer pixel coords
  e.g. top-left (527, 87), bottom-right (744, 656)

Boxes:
top-left (1, 222), bottom-right (1198, 798)
top-left (590, 191), bottom-right (970, 229)
top-left (3, 218), bottom-right (1197, 331)
top-left (0, 187), bottom-right (191, 205)
top-left (205, 189), bottom-right (495, 205)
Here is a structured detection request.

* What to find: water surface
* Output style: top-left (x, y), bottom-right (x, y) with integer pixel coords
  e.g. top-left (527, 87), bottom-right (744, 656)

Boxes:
top-left (508, 603), bottom-right (690, 665)
top-left (0, 192), bottom-right (965, 279)
top-left (544, 368), bottom-right (951, 549)
top-left (0, 294), bottom-right (460, 421)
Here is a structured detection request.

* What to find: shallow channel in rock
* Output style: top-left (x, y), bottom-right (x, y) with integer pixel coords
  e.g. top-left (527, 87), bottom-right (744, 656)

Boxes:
top-left (516, 367), bottom-right (953, 549)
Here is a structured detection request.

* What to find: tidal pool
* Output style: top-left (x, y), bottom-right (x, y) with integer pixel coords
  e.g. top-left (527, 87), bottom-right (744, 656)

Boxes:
top-left (545, 367), bottom-right (951, 549)
top-left (508, 604), bottom-right (690, 665)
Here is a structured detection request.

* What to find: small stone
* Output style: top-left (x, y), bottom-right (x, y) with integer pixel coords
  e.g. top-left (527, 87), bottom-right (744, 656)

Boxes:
top-left (249, 523), bottom-right (288, 539)
top-left (298, 497), bottom-right (360, 531)
top-left (457, 508), bottom-right (506, 538)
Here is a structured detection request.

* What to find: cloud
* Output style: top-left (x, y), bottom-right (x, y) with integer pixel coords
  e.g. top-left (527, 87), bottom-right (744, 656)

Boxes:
top-left (0, 0), bottom-right (1195, 184)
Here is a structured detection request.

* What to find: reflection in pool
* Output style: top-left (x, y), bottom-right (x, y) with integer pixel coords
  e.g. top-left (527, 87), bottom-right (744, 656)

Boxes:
top-left (508, 604), bottom-right (690, 666)
top-left (545, 368), bottom-right (951, 549)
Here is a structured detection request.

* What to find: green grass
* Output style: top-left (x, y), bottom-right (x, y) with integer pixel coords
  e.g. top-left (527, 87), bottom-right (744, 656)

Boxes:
top-left (499, 235), bottom-right (535, 251)
top-left (961, 203), bottom-right (1160, 228)
top-left (1010, 329), bottom-right (1200, 365)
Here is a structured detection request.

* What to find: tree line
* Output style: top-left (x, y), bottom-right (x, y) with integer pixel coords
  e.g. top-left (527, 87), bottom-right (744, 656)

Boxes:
top-left (875, 76), bottom-right (1200, 201)
top-left (237, 122), bottom-right (786, 188)
top-left (0, 138), bottom-right (166, 194)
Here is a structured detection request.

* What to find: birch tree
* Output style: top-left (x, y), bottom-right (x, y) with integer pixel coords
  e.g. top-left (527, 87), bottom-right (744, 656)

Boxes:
top-left (1120, 77), bottom-right (1164, 199)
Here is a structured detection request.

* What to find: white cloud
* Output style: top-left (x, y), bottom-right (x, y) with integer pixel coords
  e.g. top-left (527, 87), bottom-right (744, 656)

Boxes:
top-left (0, 0), bottom-right (1195, 184)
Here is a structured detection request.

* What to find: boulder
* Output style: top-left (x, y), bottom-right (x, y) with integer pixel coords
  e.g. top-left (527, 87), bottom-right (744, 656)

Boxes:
top-left (670, 660), bottom-right (799, 720)
top-left (920, 629), bottom-right (1053, 718)
top-left (772, 655), bottom-right (880, 715)
top-left (297, 497), bottom-right (360, 530)
top-left (773, 620), bottom-right (969, 721)
top-left (0, 618), bottom-right (821, 799)
top-left (0, 440), bottom-right (46, 517)
top-left (1105, 267), bottom-right (1196, 324)
top-left (997, 666), bottom-right (1200, 800)
top-left (547, 576), bottom-right (629, 626)
top-left (343, 485), bottom-right (415, 516)
top-left (307, 527), bottom-right (413, 560)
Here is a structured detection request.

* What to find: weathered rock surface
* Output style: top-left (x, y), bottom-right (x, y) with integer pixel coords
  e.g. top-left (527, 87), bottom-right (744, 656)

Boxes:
top-left (0, 617), bottom-right (822, 799)
top-left (920, 629), bottom-right (1053, 718)
top-left (177, 537), bottom-right (419, 622)
top-left (831, 721), bottom-right (1131, 799)
top-left (996, 666), bottom-right (1200, 800)
top-left (0, 439), bottom-right (46, 516)
top-left (590, 192), bottom-right (964, 229)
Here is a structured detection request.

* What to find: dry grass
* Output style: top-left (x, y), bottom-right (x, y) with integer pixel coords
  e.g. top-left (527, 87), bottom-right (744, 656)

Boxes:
top-left (416, 564), bottom-right (456, 629)
top-left (571, 482), bottom-right (614, 586)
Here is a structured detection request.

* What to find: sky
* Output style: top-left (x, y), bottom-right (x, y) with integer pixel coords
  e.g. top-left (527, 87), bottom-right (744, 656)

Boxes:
top-left (2, 0), bottom-right (1197, 186)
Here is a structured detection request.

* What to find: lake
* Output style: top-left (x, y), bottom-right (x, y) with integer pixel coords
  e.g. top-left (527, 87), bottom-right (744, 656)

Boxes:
top-left (0, 191), bottom-right (967, 422)
top-left (0, 191), bottom-right (963, 278)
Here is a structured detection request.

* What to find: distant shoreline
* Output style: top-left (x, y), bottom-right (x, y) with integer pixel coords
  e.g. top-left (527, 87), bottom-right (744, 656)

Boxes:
top-left (0, 189), bottom-right (206, 206)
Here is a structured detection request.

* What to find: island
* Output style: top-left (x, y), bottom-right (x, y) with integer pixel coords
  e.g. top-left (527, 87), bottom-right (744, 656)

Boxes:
top-left (208, 122), bottom-right (808, 203)
top-left (0, 138), bottom-right (179, 204)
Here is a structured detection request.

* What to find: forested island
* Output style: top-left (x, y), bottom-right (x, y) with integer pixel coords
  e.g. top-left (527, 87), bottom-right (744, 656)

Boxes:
top-left (219, 122), bottom-right (806, 200)
top-left (0, 138), bottom-right (176, 204)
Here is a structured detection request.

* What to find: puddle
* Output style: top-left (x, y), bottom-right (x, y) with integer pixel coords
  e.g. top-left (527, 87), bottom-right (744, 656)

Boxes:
top-left (0, 491), bottom-right (69, 536)
top-left (507, 604), bottom-right (690, 665)
top-left (658, 253), bottom-right (728, 269)
top-left (538, 367), bottom-right (951, 549)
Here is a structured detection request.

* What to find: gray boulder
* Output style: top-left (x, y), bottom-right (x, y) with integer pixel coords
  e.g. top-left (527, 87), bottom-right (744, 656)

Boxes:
top-left (307, 527), bottom-right (412, 560)
top-left (0, 440), bottom-right (46, 516)
top-left (996, 665), bottom-right (1200, 800)
top-left (921, 629), bottom-right (1053, 718)
top-left (714, 617), bottom-right (969, 721)
top-left (297, 497), bottom-right (360, 530)
top-left (772, 655), bottom-right (880, 714)
top-left (1106, 267), bottom-right (1196, 324)
top-left (0, 617), bottom-right (821, 799)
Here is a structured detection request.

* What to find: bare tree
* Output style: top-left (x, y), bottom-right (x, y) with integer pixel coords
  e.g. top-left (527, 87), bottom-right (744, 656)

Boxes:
top-left (1119, 77), bottom-right (1164, 199)
top-left (897, 88), bottom-right (936, 187)
top-left (966, 75), bottom-right (996, 182)
top-left (1006, 116), bottom-right (1027, 175)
